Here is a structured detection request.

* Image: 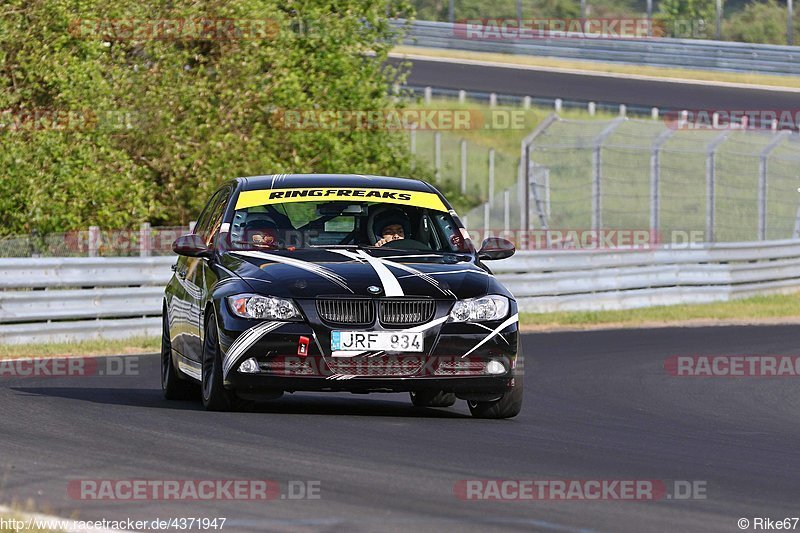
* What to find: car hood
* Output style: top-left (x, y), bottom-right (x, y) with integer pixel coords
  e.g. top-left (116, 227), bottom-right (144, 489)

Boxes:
top-left (220, 248), bottom-right (492, 299)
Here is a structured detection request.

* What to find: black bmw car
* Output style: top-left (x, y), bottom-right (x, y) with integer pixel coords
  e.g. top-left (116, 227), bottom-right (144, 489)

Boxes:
top-left (163, 174), bottom-right (522, 418)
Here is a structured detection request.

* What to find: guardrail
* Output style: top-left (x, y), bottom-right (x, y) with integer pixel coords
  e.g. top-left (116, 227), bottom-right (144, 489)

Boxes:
top-left (1, 241), bottom-right (798, 344)
top-left (398, 20), bottom-right (800, 76)
top-left (492, 239), bottom-right (800, 312)
top-left (0, 257), bottom-right (172, 345)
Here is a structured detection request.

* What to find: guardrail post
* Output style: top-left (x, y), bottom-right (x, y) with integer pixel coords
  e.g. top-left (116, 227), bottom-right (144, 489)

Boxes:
top-left (434, 132), bottom-right (442, 182)
top-left (651, 107), bottom-right (659, 120)
top-left (588, 102), bottom-right (596, 116)
top-left (554, 99), bottom-right (562, 113)
top-left (488, 148), bottom-right (495, 201)
top-left (619, 104), bottom-right (626, 117)
top-left (650, 129), bottom-right (674, 238)
top-left (139, 222), bottom-right (152, 257)
top-left (758, 131), bottom-right (791, 240)
top-left (489, 93), bottom-right (497, 107)
top-left (448, 0), bottom-right (455, 23)
top-left (592, 118), bottom-right (625, 232)
top-left (523, 96), bottom-right (531, 109)
top-left (424, 86), bottom-right (432, 105)
top-left (705, 131), bottom-right (729, 243)
top-left (460, 139), bottom-right (468, 194)
top-left (794, 204), bottom-right (800, 239)
top-left (88, 226), bottom-right (100, 258)
top-left (458, 90), bottom-right (466, 104)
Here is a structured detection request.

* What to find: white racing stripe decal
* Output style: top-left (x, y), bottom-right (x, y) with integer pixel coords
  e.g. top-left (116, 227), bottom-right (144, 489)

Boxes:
top-left (462, 313), bottom-right (519, 357)
top-left (222, 321), bottom-right (283, 376)
top-left (233, 251), bottom-right (353, 293)
top-left (328, 249), bottom-right (404, 296)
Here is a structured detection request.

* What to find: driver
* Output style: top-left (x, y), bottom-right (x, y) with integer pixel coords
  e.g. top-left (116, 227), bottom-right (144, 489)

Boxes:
top-left (244, 219), bottom-right (281, 249)
top-left (373, 209), bottom-right (410, 247)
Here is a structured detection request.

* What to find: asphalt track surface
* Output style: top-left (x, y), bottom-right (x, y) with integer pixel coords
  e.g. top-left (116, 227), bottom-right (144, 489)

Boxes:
top-left (392, 57), bottom-right (800, 111)
top-left (2, 325), bottom-right (800, 532)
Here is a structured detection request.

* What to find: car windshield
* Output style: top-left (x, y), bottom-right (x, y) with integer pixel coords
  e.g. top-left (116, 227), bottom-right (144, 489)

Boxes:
top-left (224, 187), bottom-right (471, 253)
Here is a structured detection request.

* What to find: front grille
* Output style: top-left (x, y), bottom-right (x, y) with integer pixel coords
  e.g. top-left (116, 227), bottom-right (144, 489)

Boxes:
top-left (326, 355), bottom-right (424, 377)
top-left (316, 298), bottom-right (374, 325)
top-left (379, 299), bottom-right (435, 326)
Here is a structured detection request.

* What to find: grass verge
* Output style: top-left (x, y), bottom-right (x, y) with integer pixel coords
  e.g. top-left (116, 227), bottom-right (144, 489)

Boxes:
top-left (0, 336), bottom-right (159, 359)
top-left (394, 46), bottom-right (800, 90)
top-left (519, 292), bottom-right (800, 330)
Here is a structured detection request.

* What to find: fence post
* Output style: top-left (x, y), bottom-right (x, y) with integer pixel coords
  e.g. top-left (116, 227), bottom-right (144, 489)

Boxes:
top-left (705, 131), bottom-right (728, 243)
top-left (555, 99), bottom-right (562, 112)
top-left (794, 204), bottom-right (800, 239)
top-left (503, 190), bottom-right (511, 232)
top-left (139, 222), bottom-right (152, 257)
top-left (488, 148), bottom-right (495, 201)
top-left (489, 93), bottom-right (497, 107)
top-left (460, 139), bottom-right (468, 194)
top-left (592, 118), bottom-right (625, 232)
top-left (758, 131), bottom-right (791, 240)
top-left (88, 226), bottom-right (100, 257)
top-left (518, 114), bottom-right (559, 236)
top-left (424, 86), bottom-right (432, 105)
top-left (189, 220), bottom-right (197, 233)
top-left (588, 102), bottom-right (596, 116)
top-left (650, 129), bottom-right (674, 237)
top-left (434, 132), bottom-right (442, 182)
top-left (523, 96), bottom-right (531, 109)
top-left (651, 107), bottom-right (659, 120)
top-left (409, 128), bottom-right (417, 171)
top-left (483, 202), bottom-right (490, 238)
top-left (458, 89), bottom-right (466, 104)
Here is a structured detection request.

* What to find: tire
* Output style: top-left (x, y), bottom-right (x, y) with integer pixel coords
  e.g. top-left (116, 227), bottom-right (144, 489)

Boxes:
top-left (201, 312), bottom-right (238, 411)
top-left (161, 309), bottom-right (197, 401)
top-left (409, 390), bottom-right (456, 408)
top-left (467, 377), bottom-right (524, 419)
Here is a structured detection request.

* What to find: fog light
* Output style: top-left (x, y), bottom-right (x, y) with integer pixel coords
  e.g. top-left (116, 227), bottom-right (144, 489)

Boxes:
top-left (238, 357), bottom-right (260, 374)
top-left (485, 360), bottom-right (506, 375)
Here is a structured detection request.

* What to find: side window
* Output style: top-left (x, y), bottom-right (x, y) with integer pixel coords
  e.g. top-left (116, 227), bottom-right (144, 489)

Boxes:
top-left (193, 190), bottom-right (222, 240)
top-left (205, 189), bottom-right (231, 246)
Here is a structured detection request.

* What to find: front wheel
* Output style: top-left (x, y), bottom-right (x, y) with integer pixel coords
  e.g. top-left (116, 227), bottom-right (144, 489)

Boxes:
top-left (161, 309), bottom-right (197, 400)
top-left (201, 312), bottom-right (238, 411)
top-left (467, 377), bottom-right (523, 419)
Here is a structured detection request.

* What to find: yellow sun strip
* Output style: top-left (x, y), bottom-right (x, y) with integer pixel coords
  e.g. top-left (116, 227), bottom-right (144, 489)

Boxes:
top-left (235, 188), bottom-right (448, 212)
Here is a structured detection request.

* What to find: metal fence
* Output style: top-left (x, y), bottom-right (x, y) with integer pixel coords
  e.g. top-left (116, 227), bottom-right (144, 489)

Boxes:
top-left (399, 20), bottom-right (800, 75)
top-left (464, 115), bottom-right (800, 244)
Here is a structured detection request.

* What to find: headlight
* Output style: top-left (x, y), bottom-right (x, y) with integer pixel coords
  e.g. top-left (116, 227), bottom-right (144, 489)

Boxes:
top-left (449, 295), bottom-right (510, 322)
top-left (227, 294), bottom-right (302, 320)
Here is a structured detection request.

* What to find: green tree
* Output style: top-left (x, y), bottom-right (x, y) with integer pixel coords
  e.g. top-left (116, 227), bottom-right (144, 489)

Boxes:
top-left (723, 0), bottom-right (797, 44)
top-left (0, 0), bottom-right (415, 235)
top-left (656, 0), bottom-right (717, 38)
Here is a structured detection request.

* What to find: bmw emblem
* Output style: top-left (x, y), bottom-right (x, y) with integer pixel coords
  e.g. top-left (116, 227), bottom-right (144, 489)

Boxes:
top-left (368, 285), bottom-right (382, 294)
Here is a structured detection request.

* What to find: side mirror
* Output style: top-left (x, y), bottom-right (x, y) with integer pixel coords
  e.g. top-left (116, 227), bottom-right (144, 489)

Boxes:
top-left (478, 237), bottom-right (515, 260)
top-left (172, 234), bottom-right (212, 258)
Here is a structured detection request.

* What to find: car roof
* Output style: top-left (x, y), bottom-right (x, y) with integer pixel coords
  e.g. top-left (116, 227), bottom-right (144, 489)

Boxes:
top-left (237, 174), bottom-right (434, 192)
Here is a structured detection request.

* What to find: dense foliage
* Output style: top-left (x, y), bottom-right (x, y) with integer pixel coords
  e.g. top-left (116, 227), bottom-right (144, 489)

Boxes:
top-left (0, 0), bottom-right (414, 235)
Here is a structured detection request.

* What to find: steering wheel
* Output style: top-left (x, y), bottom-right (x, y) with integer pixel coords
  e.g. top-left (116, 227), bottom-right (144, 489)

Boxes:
top-left (381, 238), bottom-right (431, 251)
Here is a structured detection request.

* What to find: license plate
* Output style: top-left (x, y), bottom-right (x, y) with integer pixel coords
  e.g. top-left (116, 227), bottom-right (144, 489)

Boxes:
top-left (331, 331), bottom-right (423, 353)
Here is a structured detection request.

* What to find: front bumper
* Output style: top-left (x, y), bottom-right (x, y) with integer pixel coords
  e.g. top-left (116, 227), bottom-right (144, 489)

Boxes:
top-left (217, 315), bottom-right (520, 395)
